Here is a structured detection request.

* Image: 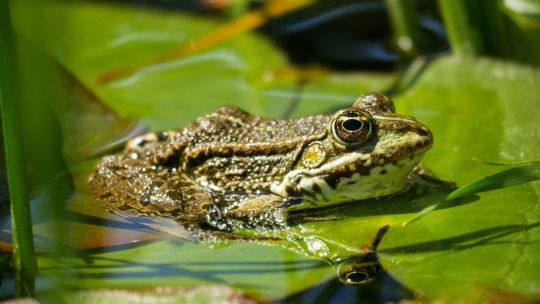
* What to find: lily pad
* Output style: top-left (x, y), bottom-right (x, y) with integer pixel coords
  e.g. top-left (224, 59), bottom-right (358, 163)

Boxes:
top-left (378, 56), bottom-right (540, 302)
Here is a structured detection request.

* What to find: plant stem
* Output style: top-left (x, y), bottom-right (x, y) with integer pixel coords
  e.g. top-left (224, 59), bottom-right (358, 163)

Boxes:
top-left (472, 0), bottom-right (509, 58)
top-left (437, 0), bottom-right (482, 55)
top-left (384, 0), bottom-right (424, 58)
top-left (439, 0), bottom-right (510, 57)
top-left (227, 0), bottom-right (250, 18)
top-left (0, 1), bottom-right (37, 297)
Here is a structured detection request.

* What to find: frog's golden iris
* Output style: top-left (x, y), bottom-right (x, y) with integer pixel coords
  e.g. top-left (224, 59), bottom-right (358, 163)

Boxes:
top-left (330, 109), bottom-right (374, 149)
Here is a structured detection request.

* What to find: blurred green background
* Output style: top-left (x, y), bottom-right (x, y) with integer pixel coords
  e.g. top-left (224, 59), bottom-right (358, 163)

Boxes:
top-left (1, 0), bottom-right (540, 302)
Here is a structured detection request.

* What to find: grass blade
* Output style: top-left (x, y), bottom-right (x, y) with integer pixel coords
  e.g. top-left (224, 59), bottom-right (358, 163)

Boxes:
top-left (404, 160), bottom-right (540, 226)
top-left (446, 161), bottom-right (540, 201)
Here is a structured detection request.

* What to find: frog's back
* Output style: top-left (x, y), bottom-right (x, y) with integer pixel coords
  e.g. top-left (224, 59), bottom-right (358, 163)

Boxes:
top-left (182, 106), bottom-right (328, 148)
top-left (180, 106), bottom-right (329, 194)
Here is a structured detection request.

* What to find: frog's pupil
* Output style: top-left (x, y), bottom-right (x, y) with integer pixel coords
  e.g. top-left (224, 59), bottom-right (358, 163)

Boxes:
top-left (342, 119), bottom-right (363, 132)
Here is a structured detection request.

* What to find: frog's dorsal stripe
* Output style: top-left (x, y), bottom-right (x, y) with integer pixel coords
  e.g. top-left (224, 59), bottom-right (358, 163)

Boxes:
top-left (183, 132), bottom-right (326, 163)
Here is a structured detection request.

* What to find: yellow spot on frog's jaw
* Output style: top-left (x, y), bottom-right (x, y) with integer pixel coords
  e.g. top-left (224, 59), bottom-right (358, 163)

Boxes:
top-left (302, 143), bottom-right (326, 168)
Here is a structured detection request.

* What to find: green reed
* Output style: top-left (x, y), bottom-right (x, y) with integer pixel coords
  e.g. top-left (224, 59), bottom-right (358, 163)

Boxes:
top-left (384, 0), bottom-right (425, 58)
top-left (0, 2), bottom-right (37, 297)
top-left (437, 0), bottom-right (510, 57)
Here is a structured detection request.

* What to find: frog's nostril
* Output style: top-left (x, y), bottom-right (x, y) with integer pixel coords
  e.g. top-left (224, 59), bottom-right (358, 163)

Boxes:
top-left (137, 139), bottom-right (149, 147)
top-left (417, 126), bottom-right (432, 139)
top-left (126, 133), bottom-right (159, 152)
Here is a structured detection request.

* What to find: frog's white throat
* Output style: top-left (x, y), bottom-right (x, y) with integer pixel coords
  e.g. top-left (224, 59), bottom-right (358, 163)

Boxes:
top-left (270, 153), bottom-right (424, 208)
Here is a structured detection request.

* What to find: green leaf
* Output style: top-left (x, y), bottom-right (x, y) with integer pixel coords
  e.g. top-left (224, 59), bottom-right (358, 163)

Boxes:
top-left (378, 56), bottom-right (540, 302)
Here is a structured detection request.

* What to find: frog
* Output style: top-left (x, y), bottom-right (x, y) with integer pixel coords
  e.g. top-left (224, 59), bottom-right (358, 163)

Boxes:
top-left (89, 93), bottom-right (436, 231)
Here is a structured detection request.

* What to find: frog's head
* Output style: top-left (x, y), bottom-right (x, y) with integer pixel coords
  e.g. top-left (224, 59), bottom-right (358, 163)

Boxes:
top-left (271, 93), bottom-right (433, 207)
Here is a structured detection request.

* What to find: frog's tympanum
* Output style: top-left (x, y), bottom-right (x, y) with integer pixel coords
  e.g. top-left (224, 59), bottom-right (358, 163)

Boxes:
top-left (90, 93), bottom-right (433, 230)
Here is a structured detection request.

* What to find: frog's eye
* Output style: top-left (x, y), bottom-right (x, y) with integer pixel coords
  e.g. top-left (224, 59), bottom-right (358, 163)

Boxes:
top-left (330, 109), bottom-right (374, 148)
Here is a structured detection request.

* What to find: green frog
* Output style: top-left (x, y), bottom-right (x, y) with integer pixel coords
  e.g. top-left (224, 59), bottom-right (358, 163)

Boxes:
top-left (89, 93), bottom-right (435, 230)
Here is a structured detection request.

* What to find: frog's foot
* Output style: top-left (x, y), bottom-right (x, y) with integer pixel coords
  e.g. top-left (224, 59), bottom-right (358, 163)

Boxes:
top-left (409, 164), bottom-right (457, 193)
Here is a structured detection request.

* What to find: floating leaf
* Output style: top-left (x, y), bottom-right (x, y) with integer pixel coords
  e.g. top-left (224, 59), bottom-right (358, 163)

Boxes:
top-left (379, 56), bottom-right (540, 302)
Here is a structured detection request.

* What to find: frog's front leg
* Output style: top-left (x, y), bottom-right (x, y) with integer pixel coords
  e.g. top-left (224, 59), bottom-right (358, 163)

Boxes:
top-left (404, 164), bottom-right (456, 197)
top-left (409, 164), bottom-right (457, 190)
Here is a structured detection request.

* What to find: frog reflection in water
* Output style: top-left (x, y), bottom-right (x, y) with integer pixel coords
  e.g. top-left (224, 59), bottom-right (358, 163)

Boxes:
top-left (90, 93), bottom-right (434, 231)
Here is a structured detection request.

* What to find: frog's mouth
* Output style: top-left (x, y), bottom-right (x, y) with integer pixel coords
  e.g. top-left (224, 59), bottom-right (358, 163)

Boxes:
top-left (274, 152), bottom-right (425, 207)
